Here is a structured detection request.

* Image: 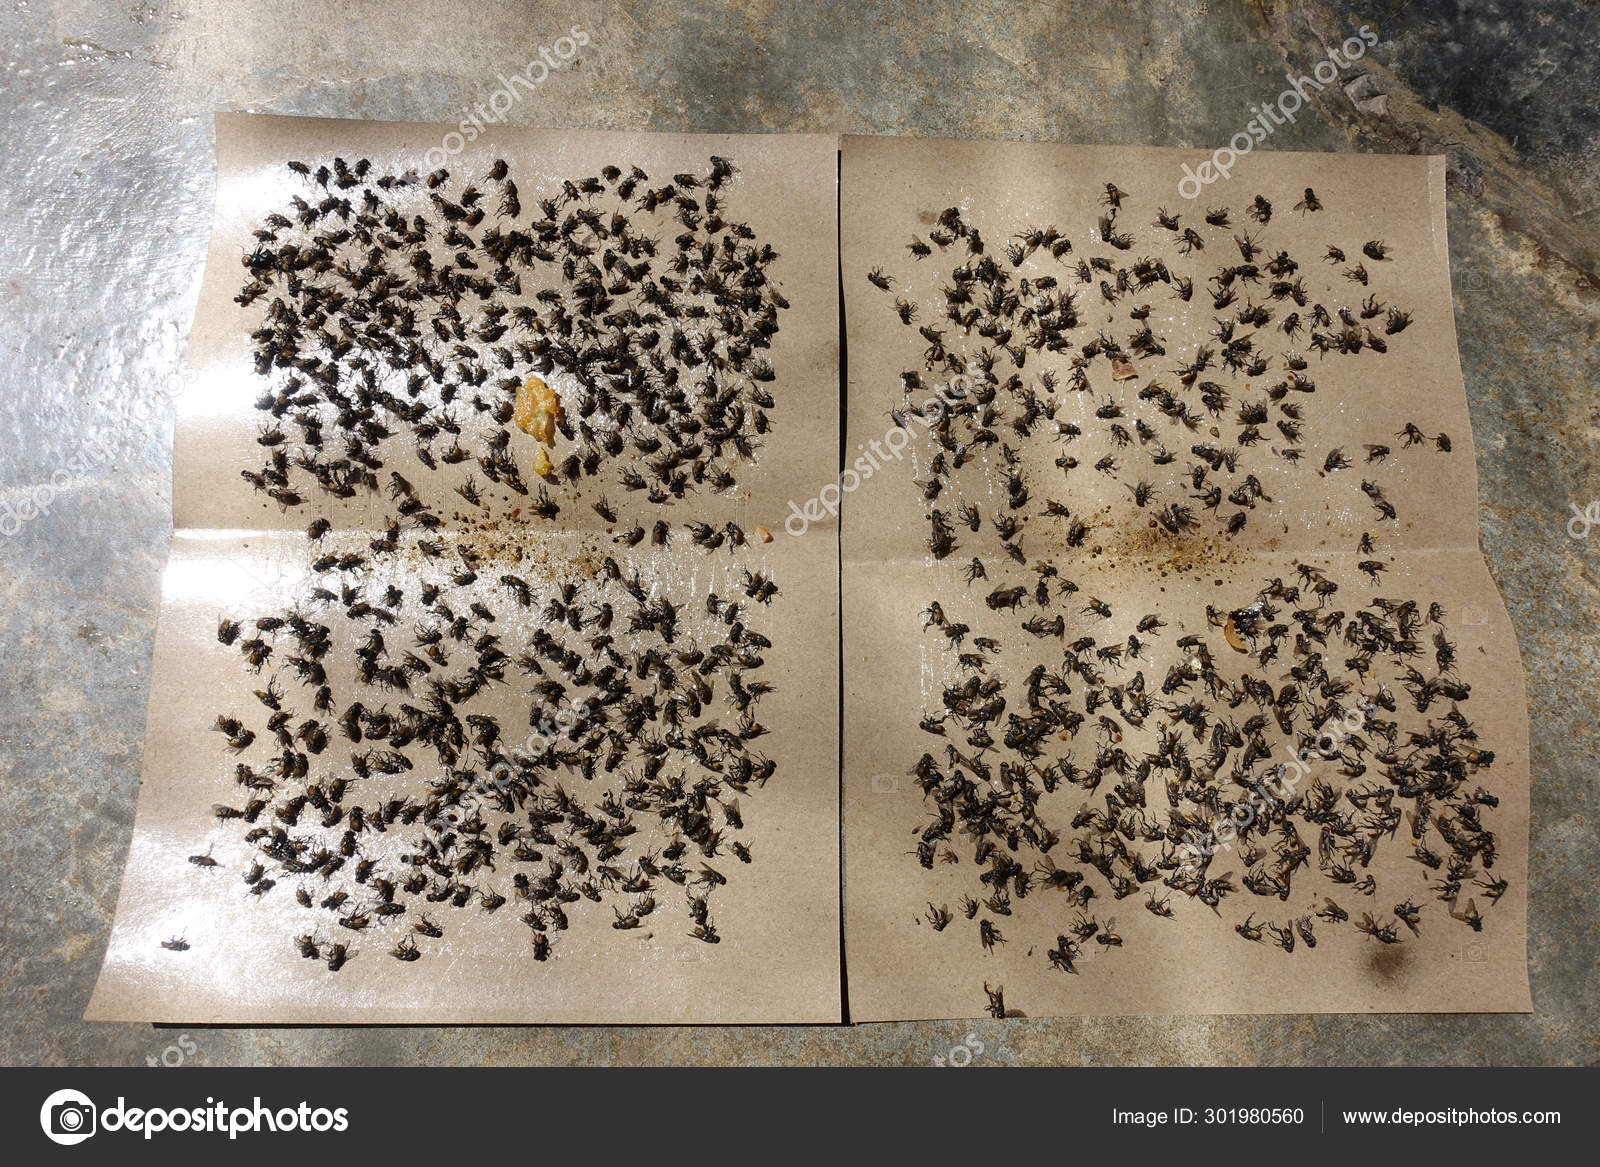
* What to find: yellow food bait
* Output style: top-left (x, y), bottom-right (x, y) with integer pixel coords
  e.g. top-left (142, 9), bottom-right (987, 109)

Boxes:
top-left (514, 374), bottom-right (562, 445)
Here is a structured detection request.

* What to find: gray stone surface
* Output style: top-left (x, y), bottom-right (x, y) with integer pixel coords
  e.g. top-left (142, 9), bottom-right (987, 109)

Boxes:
top-left (1, 0), bottom-right (1594, 1066)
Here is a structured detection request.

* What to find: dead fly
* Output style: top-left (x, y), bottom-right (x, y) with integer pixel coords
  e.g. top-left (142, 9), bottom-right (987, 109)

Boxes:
top-left (1361, 480), bottom-right (1396, 520)
top-left (499, 573), bottom-right (533, 607)
top-left (983, 981), bottom-right (1006, 1019)
top-left (986, 586), bottom-right (1027, 612)
top-left (741, 568), bottom-right (779, 604)
top-left (978, 918), bottom-right (1006, 951)
top-left (1394, 899), bottom-right (1422, 935)
top-left (1356, 914), bottom-right (1400, 943)
top-left (1294, 187), bottom-right (1322, 213)
top-left (1396, 422), bottom-right (1426, 447)
top-left (212, 715), bottom-right (255, 752)
top-left (530, 487), bottom-right (560, 520)
top-left (1047, 935), bottom-right (1080, 973)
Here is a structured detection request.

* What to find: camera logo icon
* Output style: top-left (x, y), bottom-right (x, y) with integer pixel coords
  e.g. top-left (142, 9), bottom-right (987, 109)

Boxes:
top-left (869, 774), bottom-right (898, 794)
top-left (1462, 941), bottom-right (1489, 964)
top-left (40, 1089), bottom-right (96, 1145)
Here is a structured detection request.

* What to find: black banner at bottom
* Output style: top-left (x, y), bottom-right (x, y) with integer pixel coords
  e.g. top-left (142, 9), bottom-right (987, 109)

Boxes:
top-left (5, 1066), bottom-right (1592, 1162)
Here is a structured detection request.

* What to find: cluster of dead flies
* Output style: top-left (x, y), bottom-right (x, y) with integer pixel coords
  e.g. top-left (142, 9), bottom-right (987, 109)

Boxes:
top-left (236, 153), bottom-right (785, 531)
top-left (194, 547), bottom-right (782, 969)
top-left (867, 185), bottom-right (1453, 560)
top-left (914, 557), bottom-right (1503, 1012)
top-left (864, 183), bottom-right (1486, 1009)
top-left (182, 151), bottom-right (793, 970)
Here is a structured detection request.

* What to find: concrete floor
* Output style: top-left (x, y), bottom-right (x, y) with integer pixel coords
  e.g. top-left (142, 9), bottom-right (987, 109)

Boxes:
top-left (1, 0), bottom-right (1596, 1066)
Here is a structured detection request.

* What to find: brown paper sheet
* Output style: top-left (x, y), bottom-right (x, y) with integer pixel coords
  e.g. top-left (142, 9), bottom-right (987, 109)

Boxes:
top-left (88, 121), bottom-right (1533, 1028)
top-left (839, 136), bottom-right (1531, 1020)
top-left (87, 115), bottom-right (842, 1024)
